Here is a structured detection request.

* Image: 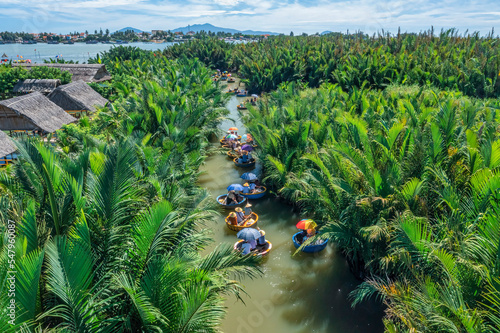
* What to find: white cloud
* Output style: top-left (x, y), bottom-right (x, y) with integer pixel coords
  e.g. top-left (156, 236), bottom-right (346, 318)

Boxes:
top-left (212, 0), bottom-right (244, 5)
top-left (0, 0), bottom-right (498, 34)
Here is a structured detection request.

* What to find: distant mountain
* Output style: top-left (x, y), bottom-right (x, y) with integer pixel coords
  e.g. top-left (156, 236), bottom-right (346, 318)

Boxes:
top-left (116, 27), bottom-right (144, 33)
top-left (321, 31), bottom-right (333, 35)
top-left (171, 23), bottom-right (279, 36)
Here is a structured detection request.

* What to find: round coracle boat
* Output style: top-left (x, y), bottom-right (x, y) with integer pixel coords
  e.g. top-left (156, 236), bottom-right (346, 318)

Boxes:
top-left (220, 135), bottom-right (242, 145)
top-left (233, 157), bottom-right (256, 168)
top-left (225, 212), bottom-right (259, 231)
top-left (216, 194), bottom-right (246, 208)
top-left (241, 186), bottom-right (267, 199)
top-left (292, 232), bottom-right (328, 253)
top-left (234, 239), bottom-right (272, 256)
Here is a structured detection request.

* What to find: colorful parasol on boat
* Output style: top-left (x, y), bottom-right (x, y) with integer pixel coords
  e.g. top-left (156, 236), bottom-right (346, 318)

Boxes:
top-left (226, 134), bottom-right (238, 140)
top-left (228, 127), bottom-right (238, 131)
top-left (296, 219), bottom-right (317, 230)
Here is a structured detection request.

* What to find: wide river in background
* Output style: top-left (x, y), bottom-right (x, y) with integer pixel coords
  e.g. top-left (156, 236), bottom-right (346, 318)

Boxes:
top-left (0, 42), bottom-right (174, 62)
top-left (199, 80), bottom-right (385, 333)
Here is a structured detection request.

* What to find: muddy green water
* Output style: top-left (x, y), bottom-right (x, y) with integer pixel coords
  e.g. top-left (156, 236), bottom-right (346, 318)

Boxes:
top-left (198, 81), bottom-right (384, 333)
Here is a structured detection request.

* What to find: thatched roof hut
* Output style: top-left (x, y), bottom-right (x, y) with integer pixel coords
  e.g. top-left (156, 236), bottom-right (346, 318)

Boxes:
top-left (48, 81), bottom-right (108, 112)
top-left (0, 131), bottom-right (16, 158)
top-left (13, 79), bottom-right (61, 94)
top-left (0, 92), bottom-right (77, 133)
top-left (12, 63), bottom-right (112, 83)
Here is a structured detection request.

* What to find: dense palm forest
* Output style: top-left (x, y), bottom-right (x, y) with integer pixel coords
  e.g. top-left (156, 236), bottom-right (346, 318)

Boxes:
top-left (0, 51), bottom-right (261, 332)
top-left (2, 29), bottom-right (500, 332)
top-left (165, 29), bottom-right (500, 98)
top-left (242, 83), bottom-right (500, 331)
top-left (163, 33), bottom-right (500, 332)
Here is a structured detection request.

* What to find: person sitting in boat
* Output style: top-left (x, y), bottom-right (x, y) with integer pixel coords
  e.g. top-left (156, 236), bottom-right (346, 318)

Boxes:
top-left (244, 182), bottom-right (257, 194)
top-left (297, 229), bottom-right (308, 244)
top-left (242, 183), bottom-right (252, 194)
top-left (257, 228), bottom-right (266, 246)
top-left (231, 140), bottom-right (239, 150)
top-left (247, 152), bottom-right (253, 161)
top-left (244, 202), bottom-right (252, 216)
top-left (225, 190), bottom-right (239, 204)
top-left (227, 212), bottom-right (238, 225)
top-left (251, 182), bottom-right (259, 193)
top-left (302, 228), bottom-right (316, 243)
top-left (238, 151), bottom-right (249, 164)
top-left (235, 207), bottom-right (247, 225)
top-left (241, 241), bottom-right (252, 255)
top-left (249, 239), bottom-right (257, 251)
top-left (245, 134), bottom-right (254, 145)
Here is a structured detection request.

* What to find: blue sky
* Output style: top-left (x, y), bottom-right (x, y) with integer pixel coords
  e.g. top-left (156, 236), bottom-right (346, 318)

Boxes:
top-left (0, 0), bottom-right (499, 34)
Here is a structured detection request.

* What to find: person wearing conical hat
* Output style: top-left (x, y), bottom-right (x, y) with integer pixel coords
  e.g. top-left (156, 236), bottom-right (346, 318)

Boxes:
top-left (257, 227), bottom-right (266, 246)
top-left (235, 207), bottom-right (246, 225)
top-left (242, 182), bottom-right (251, 194)
top-left (227, 212), bottom-right (238, 225)
top-left (239, 151), bottom-right (249, 164)
top-left (244, 202), bottom-right (252, 216)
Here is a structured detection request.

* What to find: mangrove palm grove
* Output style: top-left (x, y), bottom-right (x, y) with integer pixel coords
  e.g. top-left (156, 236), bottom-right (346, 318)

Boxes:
top-left (2, 29), bottom-right (500, 332)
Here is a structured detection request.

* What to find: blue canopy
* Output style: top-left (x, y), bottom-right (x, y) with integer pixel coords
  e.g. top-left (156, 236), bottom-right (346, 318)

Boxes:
top-left (227, 184), bottom-right (244, 192)
top-left (241, 172), bottom-right (258, 181)
top-left (237, 228), bottom-right (261, 241)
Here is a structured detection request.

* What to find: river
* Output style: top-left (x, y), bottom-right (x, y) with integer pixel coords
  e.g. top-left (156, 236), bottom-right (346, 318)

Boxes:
top-left (0, 42), bottom-right (173, 63)
top-left (199, 80), bottom-right (385, 333)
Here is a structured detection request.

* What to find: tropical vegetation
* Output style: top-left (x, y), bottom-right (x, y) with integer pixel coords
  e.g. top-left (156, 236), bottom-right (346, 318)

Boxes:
top-left (242, 82), bottom-right (500, 332)
top-left (0, 65), bottom-right (72, 99)
top-left (3, 29), bottom-right (500, 331)
top-left (165, 30), bottom-right (500, 98)
top-left (0, 48), bottom-right (261, 332)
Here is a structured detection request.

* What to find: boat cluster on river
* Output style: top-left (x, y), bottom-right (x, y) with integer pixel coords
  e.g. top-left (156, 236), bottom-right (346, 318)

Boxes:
top-left (215, 90), bottom-right (329, 257)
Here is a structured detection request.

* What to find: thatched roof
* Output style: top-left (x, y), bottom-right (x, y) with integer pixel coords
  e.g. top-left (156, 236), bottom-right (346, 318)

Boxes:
top-left (13, 79), bottom-right (61, 94)
top-left (48, 81), bottom-right (108, 112)
top-left (0, 92), bottom-right (77, 132)
top-left (0, 131), bottom-right (16, 158)
top-left (12, 63), bottom-right (112, 83)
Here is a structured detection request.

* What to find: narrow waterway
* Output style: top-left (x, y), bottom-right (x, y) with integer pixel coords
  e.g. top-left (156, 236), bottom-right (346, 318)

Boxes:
top-left (198, 81), bottom-right (384, 333)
